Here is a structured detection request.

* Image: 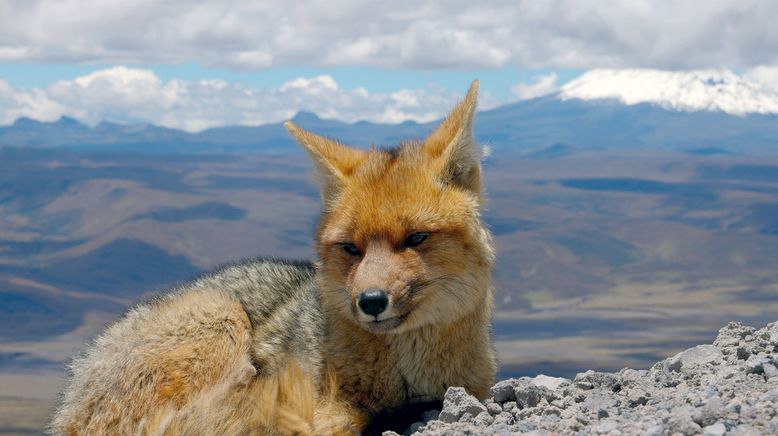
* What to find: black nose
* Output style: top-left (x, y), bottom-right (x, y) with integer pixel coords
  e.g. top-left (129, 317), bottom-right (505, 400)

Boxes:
top-left (358, 289), bottom-right (389, 317)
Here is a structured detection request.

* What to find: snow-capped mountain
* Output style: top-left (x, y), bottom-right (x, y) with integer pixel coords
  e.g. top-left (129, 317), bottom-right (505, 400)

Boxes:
top-left (559, 69), bottom-right (778, 116)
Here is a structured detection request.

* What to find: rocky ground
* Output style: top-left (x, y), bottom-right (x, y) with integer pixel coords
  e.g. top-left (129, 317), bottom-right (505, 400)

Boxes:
top-left (384, 320), bottom-right (778, 435)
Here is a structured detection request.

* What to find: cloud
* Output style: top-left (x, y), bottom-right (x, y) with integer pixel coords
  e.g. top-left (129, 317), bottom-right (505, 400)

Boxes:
top-left (745, 66), bottom-right (778, 92)
top-left (0, 67), bottom-right (470, 131)
top-left (559, 68), bottom-right (778, 116)
top-left (279, 76), bottom-right (339, 93)
top-left (511, 73), bottom-right (559, 100)
top-left (1, 1), bottom-right (777, 69)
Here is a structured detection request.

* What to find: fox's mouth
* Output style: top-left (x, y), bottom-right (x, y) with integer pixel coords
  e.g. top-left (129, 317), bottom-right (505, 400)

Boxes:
top-left (362, 315), bottom-right (405, 334)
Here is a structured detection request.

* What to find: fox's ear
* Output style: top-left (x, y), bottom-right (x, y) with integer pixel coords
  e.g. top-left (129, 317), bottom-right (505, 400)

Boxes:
top-left (423, 80), bottom-right (482, 195)
top-left (284, 121), bottom-right (366, 202)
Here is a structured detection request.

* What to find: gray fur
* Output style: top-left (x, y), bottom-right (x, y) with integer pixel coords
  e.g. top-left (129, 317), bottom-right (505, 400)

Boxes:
top-left (50, 258), bottom-right (325, 434)
top-left (178, 258), bottom-right (325, 374)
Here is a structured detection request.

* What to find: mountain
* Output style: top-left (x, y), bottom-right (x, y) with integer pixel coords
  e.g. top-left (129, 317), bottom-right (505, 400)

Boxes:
top-left (2, 94), bottom-right (778, 155)
top-left (560, 69), bottom-right (778, 116)
top-left (479, 97), bottom-right (778, 154)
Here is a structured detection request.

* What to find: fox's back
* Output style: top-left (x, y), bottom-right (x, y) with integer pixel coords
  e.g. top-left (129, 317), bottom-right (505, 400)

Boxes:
top-left (184, 259), bottom-right (325, 373)
top-left (51, 259), bottom-right (324, 435)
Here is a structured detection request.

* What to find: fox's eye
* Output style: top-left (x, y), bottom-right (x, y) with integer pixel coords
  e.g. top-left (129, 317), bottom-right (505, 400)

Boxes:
top-left (404, 232), bottom-right (429, 248)
top-left (340, 243), bottom-right (361, 256)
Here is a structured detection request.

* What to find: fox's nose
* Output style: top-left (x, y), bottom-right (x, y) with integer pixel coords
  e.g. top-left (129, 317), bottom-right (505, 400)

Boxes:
top-left (357, 289), bottom-right (389, 317)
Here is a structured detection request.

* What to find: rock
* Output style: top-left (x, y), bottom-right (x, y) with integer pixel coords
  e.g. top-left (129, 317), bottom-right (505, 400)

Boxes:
top-left (594, 418), bottom-right (619, 433)
top-left (666, 411), bottom-right (703, 435)
top-left (403, 422), bottom-right (423, 436)
top-left (714, 323), bottom-right (749, 350)
top-left (515, 383), bottom-right (557, 408)
top-left (411, 420), bottom-right (483, 435)
top-left (488, 377), bottom-right (558, 408)
top-left (531, 374), bottom-right (570, 391)
top-left (438, 387), bottom-right (488, 423)
top-left (745, 354), bottom-right (771, 374)
top-left (489, 422), bottom-right (511, 435)
top-left (490, 379), bottom-right (518, 403)
top-left (583, 391), bottom-right (618, 413)
top-left (574, 370), bottom-right (618, 390)
top-left (725, 399), bottom-right (742, 414)
top-left (692, 397), bottom-right (725, 427)
top-left (473, 411), bottom-right (493, 426)
top-left (665, 345), bottom-right (724, 373)
top-left (401, 319), bottom-right (778, 436)
top-left (485, 401), bottom-right (502, 415)
top-left (729, 424), bottom-right (761, 436)
top-left (764, 321), bottom-right (778, 345)
top-left (759, 388), bottom-right (778, 402)
top-left (763, 363), bottom-right (778, 378)
top-left (626, 388), bottom-right (649, 407)
top-left (702, 422), bottom-right (726, 436)
top-left (492, 411), bottom-right (514, 426)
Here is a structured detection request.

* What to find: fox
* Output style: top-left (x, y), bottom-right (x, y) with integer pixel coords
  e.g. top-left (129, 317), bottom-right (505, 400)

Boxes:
top-left (49, 81), bottom-right (496, 435)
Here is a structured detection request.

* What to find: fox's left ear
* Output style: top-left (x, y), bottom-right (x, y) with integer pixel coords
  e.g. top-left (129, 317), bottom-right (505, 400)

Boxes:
top-left (284, 121), bottom-right (366, 203)
top-left (423, 80), bottom-right (482, 196)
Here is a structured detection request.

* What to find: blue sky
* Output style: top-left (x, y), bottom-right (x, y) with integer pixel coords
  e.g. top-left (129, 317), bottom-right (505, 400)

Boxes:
top-left (1, 0), bottom-right (777, 131)
top-left (0, 63), bottom-right (583, 100)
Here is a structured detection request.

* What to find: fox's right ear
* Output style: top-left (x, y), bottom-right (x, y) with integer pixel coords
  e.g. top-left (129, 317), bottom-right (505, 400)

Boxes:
top-left (423, 80), bottom-right (482, 196)
top-left (284, 121), bottom-right (366, 203)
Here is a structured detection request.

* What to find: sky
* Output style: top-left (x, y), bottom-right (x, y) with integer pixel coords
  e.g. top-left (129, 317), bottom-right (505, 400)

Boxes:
top-left (1, 0), bottom-right (778, 131)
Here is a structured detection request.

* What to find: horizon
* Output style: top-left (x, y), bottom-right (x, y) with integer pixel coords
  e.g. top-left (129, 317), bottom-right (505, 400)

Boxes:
top-left (3, 67), bottom-right (778, 134)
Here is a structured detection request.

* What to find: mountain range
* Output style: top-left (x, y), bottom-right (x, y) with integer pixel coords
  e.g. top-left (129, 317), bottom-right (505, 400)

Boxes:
top-left (2, 92), bottom-right (778, 155)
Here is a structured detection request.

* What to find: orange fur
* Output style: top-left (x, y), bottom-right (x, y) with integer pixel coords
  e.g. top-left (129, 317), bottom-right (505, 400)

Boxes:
top-left (141, 358), bottom-right (355, 435)
top-left (287, 80), bottom-right (496, 422)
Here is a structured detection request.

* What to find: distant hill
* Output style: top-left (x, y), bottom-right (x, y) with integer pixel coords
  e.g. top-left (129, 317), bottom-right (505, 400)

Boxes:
top-left (2, 97), bottom-right (778, 155)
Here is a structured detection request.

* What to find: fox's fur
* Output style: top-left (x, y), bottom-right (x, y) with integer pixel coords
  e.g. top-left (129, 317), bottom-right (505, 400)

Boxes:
top-left (50, 81), bottom-right (496, 435)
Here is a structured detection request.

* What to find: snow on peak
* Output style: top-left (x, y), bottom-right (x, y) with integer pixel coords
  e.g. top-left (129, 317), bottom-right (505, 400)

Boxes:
top-left (559, 69), bottom-right (778, 116)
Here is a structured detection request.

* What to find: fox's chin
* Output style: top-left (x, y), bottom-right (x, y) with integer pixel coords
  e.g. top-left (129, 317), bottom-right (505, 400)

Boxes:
top-left (360, 316), bottom-right (404, 334)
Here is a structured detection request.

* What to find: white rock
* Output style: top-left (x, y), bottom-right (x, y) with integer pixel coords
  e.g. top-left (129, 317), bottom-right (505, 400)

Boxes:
top-left (702, 422), bottom-right (726, 436)
top-left (666, 345), bottom-right (724, 372)
top-left (531, 374), bottom-right (570, 391)
top-left (438, 387), bottom-right (487, 423)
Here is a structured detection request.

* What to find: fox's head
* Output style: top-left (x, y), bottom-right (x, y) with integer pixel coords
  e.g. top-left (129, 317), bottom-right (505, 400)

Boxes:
top-left (285, 81), bottom-right (494, 334)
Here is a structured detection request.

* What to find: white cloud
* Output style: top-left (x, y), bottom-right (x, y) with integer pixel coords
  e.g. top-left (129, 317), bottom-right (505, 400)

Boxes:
top-left (0, 67), bottom-right (468, 131)
top-left (745, 66), bottom-right (778, 92)
top-left (279, 75), bottom-right (339, 93)
top-left (0, 79), bottom-right (68, 125)
top-left (0, 1), bottom-right (776, 69)
top-left (559, 68), bottom-right (778, 116)
top-left (511, 73), bottom-right (559, 100)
